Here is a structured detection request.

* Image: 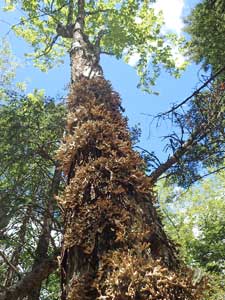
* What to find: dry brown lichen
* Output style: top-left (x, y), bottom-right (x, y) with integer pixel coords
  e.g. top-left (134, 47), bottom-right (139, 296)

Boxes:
top-left (57, 77), bottom-right (206, 300)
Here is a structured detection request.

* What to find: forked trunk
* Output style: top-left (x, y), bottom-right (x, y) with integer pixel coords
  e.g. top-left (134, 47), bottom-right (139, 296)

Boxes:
top-left (57, 29), bottom-right (205, 300)
top-left (70, 23), bottom-right (103, 82)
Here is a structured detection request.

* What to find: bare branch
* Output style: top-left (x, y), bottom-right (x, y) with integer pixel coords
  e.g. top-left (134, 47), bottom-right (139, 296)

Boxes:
top-left (149, 123), bottom-right (209, 184)
top-left (0, 251), bottom-right (21, 279)
top-left (100, 51), bottom-right (114, 56)
top-left (157, 65), bottom-right (225, 117)
top-left (135, 145), bottom-right (161, 167)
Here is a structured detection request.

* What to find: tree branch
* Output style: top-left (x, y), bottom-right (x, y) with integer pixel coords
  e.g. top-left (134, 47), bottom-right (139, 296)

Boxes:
top-left (75, 0), bottom-right (85, 31)
top-left (56, 23), bottom-right (74, 38)
top-left (0, 256), bottom-right (58, 300)
top-left (85, 8), bottom-right (113, 16)
top-left (100, 50), bottom-right (114, 56)
top-left (157, 65), bottom-right (225, 117)
top-left (35, 34), bottom-right (60, 58)
top-left (149, 124), bottom-right (209, 184)
top-left (0, 251), bottom-right (21, 279)
top-left (67, 0), bottom-right (74, 25)
top-left (94, 29), bottom-right (108, 48)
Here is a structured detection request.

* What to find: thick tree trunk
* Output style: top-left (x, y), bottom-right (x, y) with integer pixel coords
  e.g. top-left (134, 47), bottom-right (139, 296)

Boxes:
top-left (57, 16), bottom-right (204, 300)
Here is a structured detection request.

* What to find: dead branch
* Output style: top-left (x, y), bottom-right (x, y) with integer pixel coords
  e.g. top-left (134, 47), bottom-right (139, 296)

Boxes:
top-left (157, 65), bottom-right (225, 117)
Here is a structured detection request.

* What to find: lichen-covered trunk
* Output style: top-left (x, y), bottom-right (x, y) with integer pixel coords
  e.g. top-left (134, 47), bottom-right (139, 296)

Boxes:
top-left (57, 35), bottom-right (204, 300)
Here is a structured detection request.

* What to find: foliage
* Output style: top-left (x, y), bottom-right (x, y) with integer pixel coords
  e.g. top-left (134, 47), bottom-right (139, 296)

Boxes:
top-left (3, 0), bottom-right (187, 91)
top-left (146, 0), bottom-right (225, 186)
top-left (0, 88), bottom-right (65, 297)
top-left (147, 77), bottom-right (225, 188)
top-left (185, 0), bottom-right (225, 74)
top-left (158, 171), bottom-right (225, 299)
top-left (170, 86), bottom-right (225, 186)
top-left (0, 38), bottom-right (19, 94)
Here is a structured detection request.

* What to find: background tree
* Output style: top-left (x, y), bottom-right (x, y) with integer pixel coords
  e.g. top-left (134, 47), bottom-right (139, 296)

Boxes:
top-left (158, 170), bottom-right (225, 300)
top-left (0, 38), bottom-right (19, 95)
top-left (152, 3), bottom-right (225, 296)
top-left (0, 85), bottom-right (65, 299)
top-left (142, 0), bottom-right (225, 187)
top-left (185, 0), bottom-right (225, 76)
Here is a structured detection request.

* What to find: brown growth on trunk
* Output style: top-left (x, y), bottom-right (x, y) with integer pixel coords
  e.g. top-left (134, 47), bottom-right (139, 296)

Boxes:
top-left (56, 77), bottom-right (206, 300)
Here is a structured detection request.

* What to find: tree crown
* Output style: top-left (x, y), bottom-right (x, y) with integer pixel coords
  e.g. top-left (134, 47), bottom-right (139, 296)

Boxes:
top-left (4, 0), bottom-right (186, 92)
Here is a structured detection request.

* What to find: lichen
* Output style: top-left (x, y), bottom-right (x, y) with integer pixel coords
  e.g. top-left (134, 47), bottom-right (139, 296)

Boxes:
top-left (57, 77), bottom-right (206, 300)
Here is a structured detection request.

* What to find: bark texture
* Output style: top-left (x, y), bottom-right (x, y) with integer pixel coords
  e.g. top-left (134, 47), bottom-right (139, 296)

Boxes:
top-left (56, 3), bottom-right (205, 295)
top-left (70, 28), bottom-right (103, 82)
top-left (0, 256), bottom-right (57, 300)
top-left (57, 77), bottom-right (205, 299)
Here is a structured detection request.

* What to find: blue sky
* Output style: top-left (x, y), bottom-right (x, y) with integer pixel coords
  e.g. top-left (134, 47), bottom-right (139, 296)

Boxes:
top-left (0, 0), bottom-right (201, 162)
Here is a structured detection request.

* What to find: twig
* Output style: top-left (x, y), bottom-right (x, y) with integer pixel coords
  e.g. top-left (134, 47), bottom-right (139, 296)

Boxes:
top-left (85, 8), bottom-right (113, 16)
top-left (0, 251), bottom-right (21, 279)
top-left (157, 65), bottom-right (225, 117)
top-left (100, 51), bottom-right (114, 56)
top-left (135, 145), bottom-right (161, 167)
top-left (35, 34), bottom-right (59, 59)
top-left (67, 0), bottom-right (74, 25)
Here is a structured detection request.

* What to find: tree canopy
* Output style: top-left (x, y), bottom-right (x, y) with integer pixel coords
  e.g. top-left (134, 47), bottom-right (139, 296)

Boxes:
top-left (158, 171), bottom-right (225, 299)
top-left (185, 0), bottom-right (225, 74)
top-left (0, 87), bottom-right (65, 299)
top-left (3, 0), bottom-right (186, 91)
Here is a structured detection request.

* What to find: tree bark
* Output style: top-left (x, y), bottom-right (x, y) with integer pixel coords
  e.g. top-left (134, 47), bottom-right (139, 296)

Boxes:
top-left (0, 256), bottom-right (58, 300)
top-left (27, 166), bottom-right (61, 300)
top-left (56, 38), bottom-right (197, 300)
top-left (56, 2), bottom-right (205, 299)
top-left (69, 0), bottom-right (103, 82)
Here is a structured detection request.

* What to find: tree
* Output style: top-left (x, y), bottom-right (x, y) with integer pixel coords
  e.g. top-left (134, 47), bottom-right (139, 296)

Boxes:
top-left (0, 38), bottom-right (19, 95)
top-left (1, 0), bottom-right (222, 299)
top-left (147, 76), bottom-right (225, 188)
top-left (185, 0), bottom-right (225, 75)
top-left (148, 0), bottom-right (225, 187)
top-left (158, 170), bottom-right (225, 300)
top-left (3, 0), bottom-right (186, 91)
top-left (0, 88), bottom-right (65, 299)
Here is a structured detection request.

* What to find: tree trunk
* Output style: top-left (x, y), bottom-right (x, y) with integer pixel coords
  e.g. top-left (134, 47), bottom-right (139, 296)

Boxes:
top-left (27, 166), bottom-right (61, 300)
top-left (70, 16), bottom-right (103, 82)
top-left (57, 23), bottom-right (204, 300)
